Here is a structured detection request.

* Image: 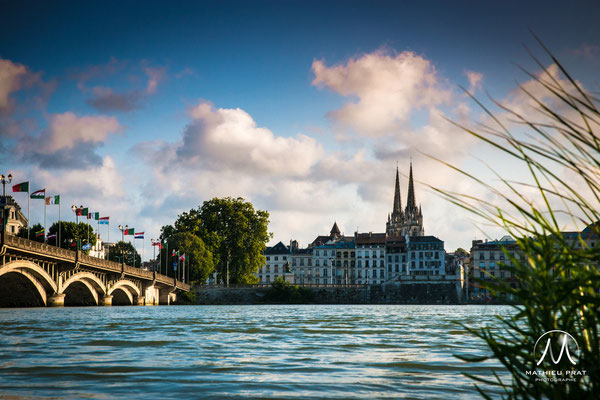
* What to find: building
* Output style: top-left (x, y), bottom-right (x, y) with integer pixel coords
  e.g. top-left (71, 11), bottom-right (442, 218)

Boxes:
top-left (1, 196), bottom-right (28, 235)
top-left (258, 241), bottom-right (290, 283)
top-left (355, 232), bottom-right (387, 284)
top-left (290, 246), bottom-right (314, 284)
top-left (407, 236), bottom-right (445, 276)
top-left (386, 235), bottom-right (408, 276)
top-left (470, 236), bottom-right (521, 299)
top-left (386, 163), bottom-right (424, 238)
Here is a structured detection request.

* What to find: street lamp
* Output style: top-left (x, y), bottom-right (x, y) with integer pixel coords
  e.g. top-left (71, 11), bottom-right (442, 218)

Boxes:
top-left (0, 174), bottom-right (12, 236)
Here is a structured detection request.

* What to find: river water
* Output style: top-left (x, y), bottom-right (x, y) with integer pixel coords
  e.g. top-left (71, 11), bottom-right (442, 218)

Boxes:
top-left (0, 305), bottom-right (513, 399)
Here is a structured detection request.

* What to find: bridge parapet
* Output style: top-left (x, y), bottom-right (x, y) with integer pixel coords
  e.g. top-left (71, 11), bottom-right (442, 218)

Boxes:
top-left (5, 234), bottom-right (76, 261)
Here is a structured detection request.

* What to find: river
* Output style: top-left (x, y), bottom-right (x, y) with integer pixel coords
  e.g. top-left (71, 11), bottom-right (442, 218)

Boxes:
top-left (0, 305), bottom-right (513, 399)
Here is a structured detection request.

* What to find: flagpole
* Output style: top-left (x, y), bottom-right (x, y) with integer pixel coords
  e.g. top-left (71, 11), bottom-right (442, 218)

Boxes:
top-left (165, 242), bottom-right (168, 276)
top-left (27, 187), bottom-right (30, 240)
top-left (58, 199), bottom-right (61, 248)
top-left (44, 198), bottom-right (46, 243)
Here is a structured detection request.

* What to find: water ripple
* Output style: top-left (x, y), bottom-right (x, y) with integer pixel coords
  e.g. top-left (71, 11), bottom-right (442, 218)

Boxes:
top-left (0, 304), bottom-right (513, 399)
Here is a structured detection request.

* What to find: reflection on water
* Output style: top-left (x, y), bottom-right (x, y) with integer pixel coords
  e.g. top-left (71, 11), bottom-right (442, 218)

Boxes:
top-left (0, 305), bottom-right (512, 399)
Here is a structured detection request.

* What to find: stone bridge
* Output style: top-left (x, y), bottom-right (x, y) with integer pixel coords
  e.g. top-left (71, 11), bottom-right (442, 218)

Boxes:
top-left (0, 234), bottom-right (190, 307)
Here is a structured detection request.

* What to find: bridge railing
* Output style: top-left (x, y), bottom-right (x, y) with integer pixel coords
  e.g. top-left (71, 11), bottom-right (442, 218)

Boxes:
top-left (5, 234), bottom-right (76, 261)
top-left (4, 234), bottom-right (189, 291)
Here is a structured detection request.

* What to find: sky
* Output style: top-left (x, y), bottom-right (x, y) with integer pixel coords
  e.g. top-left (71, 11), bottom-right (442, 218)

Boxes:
top-left (1, 0), bottom-right (599, 259)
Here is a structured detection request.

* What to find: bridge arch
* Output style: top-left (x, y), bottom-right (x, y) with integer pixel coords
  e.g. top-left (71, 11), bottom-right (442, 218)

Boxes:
top-left (108, 280), bottom-right (140, 306)
top-left (59, 272), bottom-right (107, 306)
top-left (0, 260), bottom-right (58, 307)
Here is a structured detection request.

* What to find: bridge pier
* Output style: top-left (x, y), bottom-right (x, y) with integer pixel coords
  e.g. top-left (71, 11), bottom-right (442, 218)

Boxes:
top-left (100, 295), bottom-right (113, 306)
top-left (48, 293), bottom-right (66, 307)
top-left (133, 296), bottom-right (145, 306)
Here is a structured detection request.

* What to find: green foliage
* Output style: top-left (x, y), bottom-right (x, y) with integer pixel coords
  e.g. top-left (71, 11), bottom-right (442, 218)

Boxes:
top-left (454, 248), bottom-right (469, 257)
top-left (264, 277), bottom-right (314, 304)
top-left (433, 38), bottom-right (600, 398)
top-left (18, 223), bottom-right (44, 243)
top-left (167, 232), bottom-right (214, 283)
top-left (179, 289), bottom-right (197, 304)
top-left (161, 197), bottom-right (271, 284)
top-left (107, 240), bottom-right (141, 267)
top-left (45, 221), bottom-right (97, 250)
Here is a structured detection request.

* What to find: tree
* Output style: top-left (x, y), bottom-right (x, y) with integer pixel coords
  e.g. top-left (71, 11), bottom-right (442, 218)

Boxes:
top-left (46, 221), bottom-right (97, 250)
top-left (161, 197), bottom-right (271, 284)
top-left (107, 240), bottom-right (141, 267)
top-left (454, 248), bottom-right (468, 258)
top-left (166, 232), bottom-right (214, 283)
top-left (18, 223), bottom-right (44, 243)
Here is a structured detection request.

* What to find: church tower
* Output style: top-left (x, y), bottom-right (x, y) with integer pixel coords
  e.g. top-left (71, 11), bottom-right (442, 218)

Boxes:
top-left (401, 162), bottom-right (424, 237)
top-left (386, 166), bottom-right (404, 237)
top-left (386, 163), bottom-right (424, 237)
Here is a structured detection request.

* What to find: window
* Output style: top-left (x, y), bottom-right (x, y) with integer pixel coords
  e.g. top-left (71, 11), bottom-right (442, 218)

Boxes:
top-left (490, 262), bottom-right (495, 269)
top-left (395, 255), bottom-right (399, 262)
top-left (275, 256), bottom-right (279, 261)
top-left (435, 252), bottom-right (439, 259)
top-left (266, 256), bottom-right (270, 261)
top-left (315, 250), bottom-right (319, 256)
top-left (479, 262), bottom-right (485, 268)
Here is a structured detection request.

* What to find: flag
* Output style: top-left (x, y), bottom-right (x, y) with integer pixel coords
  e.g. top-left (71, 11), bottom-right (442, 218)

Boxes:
top-left (94, 212), bottom-right (99, 220)
top-left (171, 249), bottom-right (176, 256)
top-left (87, 212), bottom-right (93, 219)
top-left (179, 253), bottom-right (186, 261)
top-left (31, 189), bottom-right (45, 199)
top-left (75, 207), bottom-right (83, 216)
top-left (99, 216), bottom-right (109, 225)
top-left (35, 228), bottom-right (45, 237)
top-left (152, 241), bottom-right (163, 249)
top-left (45, 195), bottom-right (60, 205)
top-left (82, 243), bottom-right (91, 250)
top-left (81, 207), bottom-right (88, 216)
top-left (70, 241), bottom-right (76, 247)
top-left (134, 232), bottom-right (144, 239)
top-left (12, 182), bottom-right (29, 192)
top-left (47, 233), bottom-right (57, 239)
top-left (125, 228), bottom-right (135, 235)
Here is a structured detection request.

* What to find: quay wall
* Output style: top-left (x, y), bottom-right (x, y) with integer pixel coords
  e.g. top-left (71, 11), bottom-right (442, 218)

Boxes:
top-left (193, 281), bottom-right (463, 305)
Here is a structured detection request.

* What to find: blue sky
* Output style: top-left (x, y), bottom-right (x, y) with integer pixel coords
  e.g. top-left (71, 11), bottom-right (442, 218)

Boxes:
top-left (1, 1), bottom-right (599, 258)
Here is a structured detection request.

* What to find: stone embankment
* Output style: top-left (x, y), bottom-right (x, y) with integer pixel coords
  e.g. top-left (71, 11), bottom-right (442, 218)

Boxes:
top-left (193, 281), bottom-right (463, 305)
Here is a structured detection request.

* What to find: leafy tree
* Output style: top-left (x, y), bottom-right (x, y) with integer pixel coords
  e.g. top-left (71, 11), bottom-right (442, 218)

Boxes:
top-left (161, 197), bottom-right (271, 284)
top-left (45, 221), bottom-right (97, 250)
top-left (18, 223), bottom-right (45, 243)
top-left (166, 232), bottom-right (214, 283)
top-left (107, 240), bottom-right (141, 267)
top-left (454, 248), bottom-right (469, 257)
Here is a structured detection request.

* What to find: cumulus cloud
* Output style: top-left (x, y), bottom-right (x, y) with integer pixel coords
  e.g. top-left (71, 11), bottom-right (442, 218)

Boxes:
top-left (175, 101), bottom-right (323, 176)
top-left (312, 49), bottom-right (452, 137)
top-left (0, 58), bottom-right (27, 112)
top-left (464, 70), bottom-right (483, 92)
top-left (18, 112), bottom-right (121, 169)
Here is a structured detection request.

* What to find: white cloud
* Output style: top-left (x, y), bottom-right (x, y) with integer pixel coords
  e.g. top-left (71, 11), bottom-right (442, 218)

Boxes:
top-left (0, 58), bottom-right (28, 112)
top-left (42, 112), bottom-right (121, 153)
top-left (177, 101), bottom-right (324, 177)
top-left (464, 70), bottom-right (483, 92)
top-left (312, 49), bottom-right (452, 137)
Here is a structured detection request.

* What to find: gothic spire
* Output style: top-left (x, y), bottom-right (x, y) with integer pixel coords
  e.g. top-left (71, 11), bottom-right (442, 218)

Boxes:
top-left (393, 166), bottom-right (402, 214)
top-left (406, 161), bottom-right (416, 212)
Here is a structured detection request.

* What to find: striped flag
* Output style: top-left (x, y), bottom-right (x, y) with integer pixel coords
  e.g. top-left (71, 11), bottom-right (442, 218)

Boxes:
top-left (35, 228), bottom-right (45, 237)
top-left (47, 233), bottom-right (57, 239)
top-left (31, 189), bottom-right (46, 199)
top-left (45, 195), bottom-right (60, 205)
top-left (179, 253), bottom-right (186, 261)
top-left (99, 216), bottom-right (109, 225)
top-left (12, 182), bottom-right (29, 192)
top-left (134, 232), bottom-right (144, 239)
top-left (124, 228), bottom-right (134, 235)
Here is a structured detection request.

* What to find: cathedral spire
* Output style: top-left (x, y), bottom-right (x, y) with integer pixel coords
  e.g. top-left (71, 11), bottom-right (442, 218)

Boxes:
top-left (393, 165), bottom-right (402, 214)
top-left (406, 161), bottom-right (416, 212)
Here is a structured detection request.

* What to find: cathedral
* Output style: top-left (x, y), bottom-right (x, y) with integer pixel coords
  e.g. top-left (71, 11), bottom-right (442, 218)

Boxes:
top-left (386, 163), bottom-right (424, 237)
